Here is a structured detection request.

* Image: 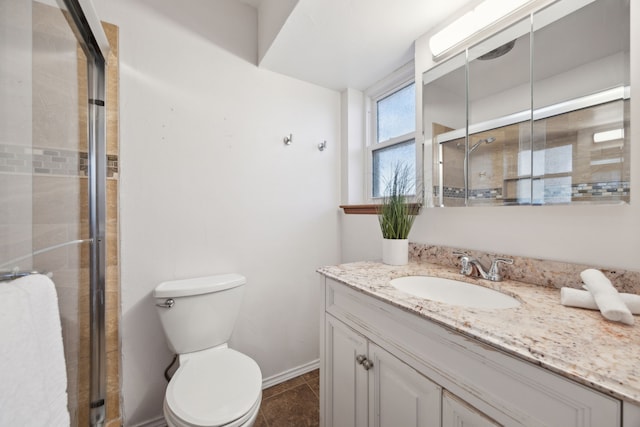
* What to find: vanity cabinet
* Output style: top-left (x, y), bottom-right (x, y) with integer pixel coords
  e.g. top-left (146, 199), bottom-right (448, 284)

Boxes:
top-left (325, 314), bottom-right (441, 427)
top-left (319, 277), bottom-right (621, 427)
top-left (324, 315), bottom-right (367, 427)
top-left (442, 391), bottom-right (501, 427)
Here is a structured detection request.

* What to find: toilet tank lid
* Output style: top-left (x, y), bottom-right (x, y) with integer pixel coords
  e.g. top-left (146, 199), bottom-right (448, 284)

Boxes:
top-left (154, 274), bottom-right (246, 298)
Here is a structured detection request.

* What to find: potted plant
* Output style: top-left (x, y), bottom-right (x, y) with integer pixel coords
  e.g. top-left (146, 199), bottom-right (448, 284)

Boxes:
top-left (378, 163), bottom-right (421, 265)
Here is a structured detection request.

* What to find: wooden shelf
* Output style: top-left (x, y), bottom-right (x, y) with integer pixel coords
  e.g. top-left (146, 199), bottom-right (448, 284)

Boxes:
top-left (339, 204), bottom-right (379, 214)
top-left (340, 203), bottom-right (421, 215)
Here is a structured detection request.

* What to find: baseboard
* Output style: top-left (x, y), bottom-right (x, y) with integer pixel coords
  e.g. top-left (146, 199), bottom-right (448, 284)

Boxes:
top-left (130, 416), bottom-right (166, 427)
top-left (262, 359), bottom-right (320, 390)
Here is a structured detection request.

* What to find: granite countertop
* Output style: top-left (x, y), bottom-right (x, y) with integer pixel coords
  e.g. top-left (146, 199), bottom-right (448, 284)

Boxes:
top-left (318, 261), bottom-right (640, 405)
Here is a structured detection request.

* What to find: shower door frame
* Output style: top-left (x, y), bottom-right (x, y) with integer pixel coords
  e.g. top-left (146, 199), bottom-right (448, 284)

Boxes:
top-left (60, 1), bottom-right (110, 425)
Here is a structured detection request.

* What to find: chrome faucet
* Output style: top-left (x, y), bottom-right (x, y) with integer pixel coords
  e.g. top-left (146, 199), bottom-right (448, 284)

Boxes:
top-left (454, 252), bottom-right (513, 282)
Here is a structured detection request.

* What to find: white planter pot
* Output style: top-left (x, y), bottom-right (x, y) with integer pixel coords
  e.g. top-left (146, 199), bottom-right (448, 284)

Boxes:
top-left (382, 238), bottom-right (408, 266)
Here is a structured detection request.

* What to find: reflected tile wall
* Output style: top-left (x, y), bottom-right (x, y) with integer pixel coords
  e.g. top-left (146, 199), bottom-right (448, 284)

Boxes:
top-left (439, 100), bottom-right (630, 206)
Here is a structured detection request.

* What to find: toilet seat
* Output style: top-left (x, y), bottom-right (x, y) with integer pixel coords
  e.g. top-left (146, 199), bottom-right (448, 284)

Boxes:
top-left (164, 392), bottom-right (261, 427)
top-left (165, 348), bottom-right (262, 427)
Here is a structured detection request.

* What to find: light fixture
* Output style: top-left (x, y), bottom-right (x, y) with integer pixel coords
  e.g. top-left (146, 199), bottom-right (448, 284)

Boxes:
top-left (590, 158), bottom-right (623, 166)
top-left (429, 0), bottom-right (532, 58)
top-left (593, 128), bottom-right (624, 143)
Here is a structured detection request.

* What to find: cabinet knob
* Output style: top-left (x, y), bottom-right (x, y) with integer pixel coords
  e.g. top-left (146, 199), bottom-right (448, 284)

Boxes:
top-left (362, 359), bottom-right (374, 370)
top-left (356, 354), bottom-right (367, 365)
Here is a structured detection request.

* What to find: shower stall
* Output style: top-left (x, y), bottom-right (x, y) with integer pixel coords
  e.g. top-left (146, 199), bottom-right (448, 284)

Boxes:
top-left (0, 0), bottom-right (118, 426)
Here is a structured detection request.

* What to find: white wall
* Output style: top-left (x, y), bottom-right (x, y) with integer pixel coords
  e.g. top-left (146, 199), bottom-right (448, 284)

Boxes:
top-left (342, 0), bottom-right (640, 271)
top-left (257, 0), bottom-right (299, 64)
top-left (93, 0), bottom-right (341, 425)
top-left (340, 88), bottom-right (365, 204)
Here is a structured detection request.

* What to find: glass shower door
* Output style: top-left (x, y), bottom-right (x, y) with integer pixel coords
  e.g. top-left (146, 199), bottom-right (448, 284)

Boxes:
top-left (0, 1), bottom-right (96, 425)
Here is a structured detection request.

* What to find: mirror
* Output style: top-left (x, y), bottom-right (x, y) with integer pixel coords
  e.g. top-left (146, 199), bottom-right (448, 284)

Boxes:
top-left (467, 18), bottom-right (531, 206)
top-left (424, 0), bottom-right (630, 207)
top-left (423, 53), bottom-right (466, 206)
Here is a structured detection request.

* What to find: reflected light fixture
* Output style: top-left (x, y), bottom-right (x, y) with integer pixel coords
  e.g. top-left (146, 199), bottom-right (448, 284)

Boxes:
top-left (429, 0), bottom-right (532, 58)
top-left (590, 158), bottom-right (623, 166)
top-left (593, 128), bottom-right (624, 143)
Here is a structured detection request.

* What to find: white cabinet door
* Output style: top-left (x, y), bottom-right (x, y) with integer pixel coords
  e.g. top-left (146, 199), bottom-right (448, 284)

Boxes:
top-left (325, 315), bottom-right (368, 427)
top-left (443, 391), bottom-right (502, 427)
top-left (368, 343), bottom-right (441, 427)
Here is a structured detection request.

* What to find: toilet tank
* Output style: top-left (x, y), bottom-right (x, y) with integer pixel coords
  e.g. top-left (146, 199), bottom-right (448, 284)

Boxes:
top-left (154, 274), bottom-right (246, 354)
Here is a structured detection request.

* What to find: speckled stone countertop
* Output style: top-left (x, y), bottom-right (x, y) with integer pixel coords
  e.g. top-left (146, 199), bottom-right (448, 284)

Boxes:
top-left (318, 260), bottom-right (640, 405)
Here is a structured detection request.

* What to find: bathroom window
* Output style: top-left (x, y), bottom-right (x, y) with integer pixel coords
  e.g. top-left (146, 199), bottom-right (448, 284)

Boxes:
top-left (517, 144), bottom-right (574, 204)
top-left (368, 79), bottom-right (416, 199)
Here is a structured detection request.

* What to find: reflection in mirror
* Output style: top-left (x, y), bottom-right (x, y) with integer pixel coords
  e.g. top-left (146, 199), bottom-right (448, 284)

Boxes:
top-left (423, 53), bottom-right (466, 206)
top-left (467, 18), bottom-right (531, 206)
top-left (423, 0), bottom-right (630, 207)
top-left (532, 0), bottom-right (630, 204)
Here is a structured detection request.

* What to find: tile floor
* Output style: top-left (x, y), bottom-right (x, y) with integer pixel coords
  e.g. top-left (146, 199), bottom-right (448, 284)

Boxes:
top-left (255, 369), bottom-right (320, 427)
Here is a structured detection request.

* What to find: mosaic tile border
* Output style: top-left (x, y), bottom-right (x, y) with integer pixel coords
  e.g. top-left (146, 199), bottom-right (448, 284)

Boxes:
top-left (469, 187), bottom-right (503, 200)
top-left (435, 186), bottom-right (504, 200)
top-left (572, 181), bottom-right (630, 198)
top-left (0, 143), bottom-right (118, 178)
top-left (434, 181), bottom-right (630, 201)
top-left (435, 186), bottom-right (465, 199)
top-left (409, 242), bottom-right (640, 294)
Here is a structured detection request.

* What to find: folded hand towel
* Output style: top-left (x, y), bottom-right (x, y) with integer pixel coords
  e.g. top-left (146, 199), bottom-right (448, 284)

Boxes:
top-left (561, 287), bottom-right (640, 314)
top-left (580, 269), bottom-right (634, 325)
top-left (0, 274), bottom-right (70, 427)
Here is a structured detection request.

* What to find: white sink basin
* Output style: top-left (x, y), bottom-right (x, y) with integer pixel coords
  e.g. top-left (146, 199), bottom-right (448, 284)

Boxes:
top-left (390, 276), bottom-right (520, 309)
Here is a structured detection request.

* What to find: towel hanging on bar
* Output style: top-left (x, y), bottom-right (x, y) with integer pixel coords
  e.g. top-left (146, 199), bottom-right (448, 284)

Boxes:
top-left (0, 271), bottom-right (51, 282)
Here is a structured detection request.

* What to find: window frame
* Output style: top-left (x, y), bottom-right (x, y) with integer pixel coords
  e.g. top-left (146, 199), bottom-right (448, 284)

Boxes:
top-left (365, 63), bottom-right (417, 202)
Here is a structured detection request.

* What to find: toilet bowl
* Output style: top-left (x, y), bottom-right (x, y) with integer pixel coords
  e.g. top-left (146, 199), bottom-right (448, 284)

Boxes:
top-left (163, 347), bottom-right (262, 427)
top-left (154, 274), bottom-right (262, 427)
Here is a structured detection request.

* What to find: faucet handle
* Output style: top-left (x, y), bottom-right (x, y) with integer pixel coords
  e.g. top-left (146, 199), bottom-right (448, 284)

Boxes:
top-left (488, 257), bottom-right (513, 281)
top-left (454, 252), bottom-right (473, 275)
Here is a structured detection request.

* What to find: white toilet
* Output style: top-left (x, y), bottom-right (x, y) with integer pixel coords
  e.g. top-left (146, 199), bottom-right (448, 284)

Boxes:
top-left (154, 274), bottom-right (262, 427)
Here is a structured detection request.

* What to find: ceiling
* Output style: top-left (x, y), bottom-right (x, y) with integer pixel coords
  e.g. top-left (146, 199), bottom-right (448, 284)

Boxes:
top-left (241, 0), bottom-right (473, 91)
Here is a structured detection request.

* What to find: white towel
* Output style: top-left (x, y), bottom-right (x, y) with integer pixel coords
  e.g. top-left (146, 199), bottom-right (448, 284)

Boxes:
top-left (0, 274), bottom-right (70, 427)
top-left (580, 269), bottom-right (634, 325)
top-left (561, 287), bottom-right (640, 313)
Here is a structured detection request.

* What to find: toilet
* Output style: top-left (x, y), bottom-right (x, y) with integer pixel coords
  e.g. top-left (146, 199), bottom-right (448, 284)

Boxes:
top-left (154, 274), bottom-right (262, 427)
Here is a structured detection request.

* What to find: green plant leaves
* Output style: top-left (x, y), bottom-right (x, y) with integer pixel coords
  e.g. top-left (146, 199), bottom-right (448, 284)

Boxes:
top-left (378, 163), bottom-right (419, 239)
